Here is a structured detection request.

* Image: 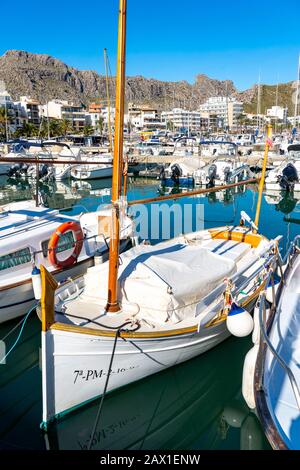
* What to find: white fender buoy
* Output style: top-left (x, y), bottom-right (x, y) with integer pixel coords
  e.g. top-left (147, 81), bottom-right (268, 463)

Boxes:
top-left (242, 344), bottom-right (259, 409)
top-left (240, 414), bottom-right (264, 450)
top-left (31, 265), bottom-right (42, 301)
top-left (226, 303), bottom-right (254, 337)
top-left (266, 273), bottom-right (281, 303)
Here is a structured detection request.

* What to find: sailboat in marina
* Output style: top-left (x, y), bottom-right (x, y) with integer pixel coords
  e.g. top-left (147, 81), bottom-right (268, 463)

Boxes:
top-left (39, 0), bottom-right (281, 429)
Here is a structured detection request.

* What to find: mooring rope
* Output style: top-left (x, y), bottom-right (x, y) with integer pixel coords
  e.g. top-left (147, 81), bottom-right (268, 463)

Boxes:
top-left (86, 319), bottom-right (140, 450)
top-left (0, 304), bottom-right (37, 364)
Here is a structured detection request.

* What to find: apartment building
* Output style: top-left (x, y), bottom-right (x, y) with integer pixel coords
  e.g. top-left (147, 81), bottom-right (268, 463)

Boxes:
top-left (17, 96), bottom-right (40, 125)
top-left (161, 108), bottom-right (207, 131)
top-left (41, 100), bottom-right (86, 131)
top-left (127, 103), bottom-right (164, 130)
top-left (267, 105), bottom-right (288, 121)
top-left (199, 96), bottom-right (243, 129)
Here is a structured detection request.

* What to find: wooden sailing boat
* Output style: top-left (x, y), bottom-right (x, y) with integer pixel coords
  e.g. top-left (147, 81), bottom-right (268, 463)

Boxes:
top-left (40, 1), bottom-right (280, 428)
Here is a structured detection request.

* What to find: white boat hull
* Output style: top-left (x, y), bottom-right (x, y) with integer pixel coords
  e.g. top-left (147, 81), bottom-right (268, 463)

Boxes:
top-left (266, 182), bottom-right (300, 192)
top-left (71, 166), bottom-right (113, 180)
top-left (42, 320), bottom-right (230, 426)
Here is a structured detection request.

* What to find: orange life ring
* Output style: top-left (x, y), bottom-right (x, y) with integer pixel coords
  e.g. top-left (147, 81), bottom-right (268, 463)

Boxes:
top-left (48, 221), bottom-right (84, 269)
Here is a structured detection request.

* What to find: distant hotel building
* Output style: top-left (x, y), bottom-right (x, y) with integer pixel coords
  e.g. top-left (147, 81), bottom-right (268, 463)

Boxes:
top-left (161, 108), bottom-right (208, 131)
top-left (266, 105), bottom-right (288, 122)
top-left (199, 96), bottom-right (243, 129)
top-left (127, 103), bottom-right (164, 130)
top-left (0, 90), bottom-right (27, 134)
top-left (40, 100), bottom-right (86, 131)
top-left (17, 96), bottom-right (40, 125)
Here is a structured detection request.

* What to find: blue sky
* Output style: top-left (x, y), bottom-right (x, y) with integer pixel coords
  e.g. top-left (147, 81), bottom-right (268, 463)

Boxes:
top-left (1, 0), bottom-right (299, 90)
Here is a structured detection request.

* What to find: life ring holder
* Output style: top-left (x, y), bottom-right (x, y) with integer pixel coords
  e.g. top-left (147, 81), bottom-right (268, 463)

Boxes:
top-left (48, 221), bottom-right (84, 269)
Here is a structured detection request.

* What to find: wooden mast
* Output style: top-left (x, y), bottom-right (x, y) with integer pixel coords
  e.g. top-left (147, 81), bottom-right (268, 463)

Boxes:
top-left (105, 0), bottom-right (127, 313)
top-left (253, 123), bottom-right (272, 232)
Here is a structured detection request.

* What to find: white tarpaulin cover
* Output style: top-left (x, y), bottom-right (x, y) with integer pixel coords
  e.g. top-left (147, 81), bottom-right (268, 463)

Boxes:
top-left (83, 239), bottom-right (236, 324)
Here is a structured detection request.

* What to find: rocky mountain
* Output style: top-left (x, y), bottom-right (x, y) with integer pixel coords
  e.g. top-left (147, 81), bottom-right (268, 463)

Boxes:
top-left (0, 50), bottom-right (295, 113)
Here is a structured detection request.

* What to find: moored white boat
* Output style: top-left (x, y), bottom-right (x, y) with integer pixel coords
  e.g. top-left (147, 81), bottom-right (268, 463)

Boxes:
top-left (265, 145), bottom-right (300, 192)
top-left (194, 156), bottom-right (254, 187)
top-left (0, 202), bottom-right (133, 323)
top-left (71, 163), bottom-right (113, 180)
top-left (40, 225), bottom-right (279, 428)
top-left (159, 157), bottom-right (203, 187)
top-left (242, 235), bottom-right (300, 450)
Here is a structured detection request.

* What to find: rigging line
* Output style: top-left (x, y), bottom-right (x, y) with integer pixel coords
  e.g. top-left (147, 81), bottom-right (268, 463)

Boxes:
top-left (87, 327), bottom-right (120, 451)
top-left (0, 304), bottom-right (36, 364)
top-left (55, 311), bottom-right (139, 332)
top-left (0, 315), bottom-right (30, 342)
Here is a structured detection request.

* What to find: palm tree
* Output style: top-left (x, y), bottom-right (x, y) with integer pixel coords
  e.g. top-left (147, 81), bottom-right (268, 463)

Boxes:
top-left (83, 125), bottom-right (94, 136)
top-left (60, 119), bottom-right (73, 137)
top-left (14, 122), bottom-right (38, 138)
top-left (166, 120), bottom-right (174, 131)
top-left (97, 116), bottom-right (104, 135)
top-left (48, 119), bottom-right (62, 137)
top-left (0, 107), bottom-right (13, 140)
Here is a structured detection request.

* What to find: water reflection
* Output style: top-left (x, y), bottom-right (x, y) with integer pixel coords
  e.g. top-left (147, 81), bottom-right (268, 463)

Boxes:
top-left (264, 189), bottom-right (300, 214)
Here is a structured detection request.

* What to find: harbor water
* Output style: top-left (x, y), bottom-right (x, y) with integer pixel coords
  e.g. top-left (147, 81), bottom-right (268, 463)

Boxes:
top-left (0, 175), bottom-right (299, 450)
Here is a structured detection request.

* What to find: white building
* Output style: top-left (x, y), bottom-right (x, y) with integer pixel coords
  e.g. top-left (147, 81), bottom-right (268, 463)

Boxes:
top-left (101, 106), bottom-right (116, 126)
top-left (287, 116), bottom-right (300, 127)
top-left (0, 91), bottom-right (27, 135)
top-left (127, 104), bottom-right (164, 130)
top-left (199, 96), bottom-right (243, 129)
top-left (267, 105), bottom-right (288, 121)
top-left (40, 100), bottom-right (86, 131)
top-left (16, 96), bottom-right (40, 125)
top-left (161, 108), bottom-right (205, 131)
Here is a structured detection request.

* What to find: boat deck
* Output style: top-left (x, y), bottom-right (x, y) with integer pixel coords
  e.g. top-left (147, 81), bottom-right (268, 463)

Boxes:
top-left (53, 233), bottom-right (258, 334)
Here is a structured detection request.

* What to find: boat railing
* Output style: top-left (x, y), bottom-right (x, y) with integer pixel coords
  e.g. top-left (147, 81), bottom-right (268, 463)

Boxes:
top-left (257, 235), bottom-right (300, 410)
top-left (198, 238), bottom-right (280, 327)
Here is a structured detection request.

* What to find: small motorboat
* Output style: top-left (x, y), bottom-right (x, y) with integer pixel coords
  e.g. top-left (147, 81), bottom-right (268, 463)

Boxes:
top-left (242, 235), bottom-right (300, 449)
top-left (70, 164), bottom-right (113, 180)
top-left (159, 158), bottom-right (203, 187)
top-left (265, 145), bottom-right (300, 192)
top-left (194, 156), bottom-right (254, 187)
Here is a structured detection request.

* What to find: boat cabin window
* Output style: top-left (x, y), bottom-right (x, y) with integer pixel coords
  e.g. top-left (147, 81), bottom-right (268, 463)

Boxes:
top-left (0, 247), bottom-right (31, 271)
top-left (41, 231), bottom-right (75, 258)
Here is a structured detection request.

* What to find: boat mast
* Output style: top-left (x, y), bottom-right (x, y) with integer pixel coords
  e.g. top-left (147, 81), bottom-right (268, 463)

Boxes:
top-left (104, 48), bottom-right (113, 153)
top-left (253, 123), bottom-right (272, 232)
top-left (105, 0), bottom-right (127, 313)
top-left (294, 54), bottom-right (300, 128)
top-left (275, 75), bottom-right (279, 134)
top-left (256, 71), bottom-right (261, 132)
